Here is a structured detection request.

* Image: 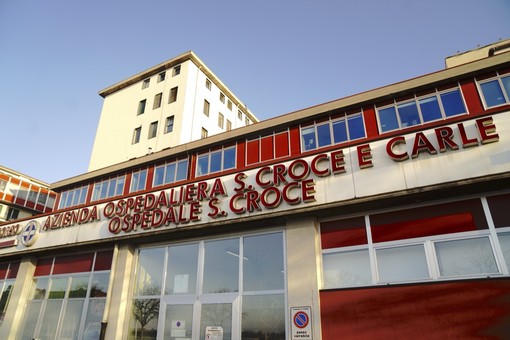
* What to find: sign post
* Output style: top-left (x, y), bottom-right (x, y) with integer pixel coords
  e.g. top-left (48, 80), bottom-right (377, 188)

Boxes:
top-left (291, 306), bottom-right (312, 339)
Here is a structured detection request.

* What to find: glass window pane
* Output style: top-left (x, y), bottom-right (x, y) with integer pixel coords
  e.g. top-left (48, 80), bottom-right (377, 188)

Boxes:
top-left (376, 245), bottom-right (429, 282)
top-left (440, 89), bottom-right (466, 117)
top-left (107, 179), bottom-right (117, 198)
top-left (0, 280), bottom-right (14, 325)
top-left (480, 80), bottom-right (505, 107)
top-left (115, 177), bottom-right (124, 196)
top-left (32, 277), bottom-right (49, 299)
top-left (39, 299), bottom-right (63, 339)
top-left (378, 106), bottom-right (399, 132)
top-left (49, 277), bottom-right (67, 299)
top-left (138, 171), bottom-right (147, 191)
top-left (99, 182), bottom-right (108, 200)
top-left (244, 233), bottom-right (284, 291)
top-left (210, 151), bottom-right (222, 173)
top-left (332, 120), bottom-right (347, 144)
top-left (498, 233), bottom-right (510, 268)
top-left (348, 114), bottom-right (365, 139)
top-left (83, 299), bottom-right (105, 340)
top-left (435, 237), bottom-right (499, 277)
top-left (69, 275), bottom-right (89, 298)
top-left (60, 299), bottom-right (84, 340)
top-left (223, 147), bottom-right (236, 170)
top-left (301, 126), bottom-right (316, 151)
top-left (200, 303), bottom-right (232, 340)
top-left (317, 123), bottom-right (331, 147)
top-left (203, 239), bottom-right (239, 293)
top-left (79, 187), bottom-right (87, 204)
top-left (502, 75), bottom-right (510, 98)
top-left (323, 249), bottom-right (371, 288)
top-left (197, 155), bottom-right (209, 176)
top-left (131, 298), bottom-right (160, 340)
top-left (19, 301), bottom-right (42, 340)
top-left (164, 163), bottom-right (177, 184)
top-left (241, 294), bottom-right (285, 340)
top-left (176, 160), bottom-right (188, 181)
top-left (397, 101), bottom-right (420, 127)
top-left (90, 273), bottom-right (109, 297)
top-left (154, 166), bottom-right (165, 186)
top-left (164, 304), bottom-right (192, 340)
top-left (130, 173), bottom-right (140, 192)
top-left (419, 96), bottom-right (442, 122)
top-left (136, 248), bottom-right (165, 295)
top-left (165, 243), bottom-right (199, 295)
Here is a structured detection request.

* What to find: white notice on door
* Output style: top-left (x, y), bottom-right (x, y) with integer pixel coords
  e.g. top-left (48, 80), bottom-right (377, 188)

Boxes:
top-left (205, 326), bottom-right (223, 340)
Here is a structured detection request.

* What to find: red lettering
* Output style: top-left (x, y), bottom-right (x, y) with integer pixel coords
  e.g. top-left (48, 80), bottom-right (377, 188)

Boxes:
top-left (476, 116), bottom-right (499, 144)
top-left (357, 143), bottom-right (373, 169)
top-left (234, 173), bottom-right (247, 191)
top-left (273, 164), bottom-right (287, 186)
top-left (210, 178), bottom-right (227, 197)
top-left (260, 187), bottom-right (282, 208)
top-left (435, 126), bottom-right (458, 152)
top-left (330, 150), bottom-right (346, 174)
top-left (256, 167), bottom-right (272, 187)
top-left (196, 181), bottom-right (209, 201)
top-left (246, 191), bottom-right (261, 212)
top-left (288, 159), bottom-right (310, 181)
top-left (283, 182), bottom-right (301, 205)
top-left (458, 122), bottom-right (479, 148)
top-left (229, 194), bottom-right (246, 214)
top-left (386, 136), bottom-right (408, 161)
top-left (411, 132), bottom-right (437, 158)
top-left (311, 154), bottom-right (330, 177)
top-left (301, 179), bottom-right (316, 203)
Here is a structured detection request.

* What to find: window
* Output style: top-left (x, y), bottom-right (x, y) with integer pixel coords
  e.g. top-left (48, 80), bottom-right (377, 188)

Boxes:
top-left (130, 169), bottom-right (147, 193)
top-left (130, 232), bottom-right (285, 339)
top-left (227, 100), bottom-right (233, 111)
top-left (226, 119), bottom-right (232, 131)
top-left (301, 114), bottom-right (366, 151)
top-left (172, 65), bottom-right (181, 76)
top-left (377, 87), bottom-right (467, 133)
top-left (132, 127), bottom-right (141, 144)
top-left (148, 121), bottom-right (158, 139)
top-left (478, 73), bottom-right (510, 108)
top-left (153, 93), bottom-right (162, 109)
top-left (153, 159), bottom-right (188, 186)
top-left (157, 71), bottom-right (166, 82)
top-left (58, 186), bottom-right (88, 209)
top-left (205, 79), bottom-right (212, 90)
top-left (137, 99), bottom-right (146, 115)
top-left (6, 208), bottom-right (19, 221)
top-left (0, 180), bottom-right (6, 192)
top-left (165, 116), bottom-right (174, 133)
top-left (142, 78), bottom-right (150, 89)
top-left (203, 100), bottom-right (210, 116)
top-left (218, 112), bottom-right (224, 129)
top-left (19, 252), bottom-right (112, 340)
top-left (238, 109), bottom-right (243, 120)
top-left (322, 205), bottom-right (509, 289)
top-left (219, 92), bottom-right (225, 103)
top-left (201, 128), bottom-right (208, 139)
top-left (0, 261), bottom-right (19, 326)
top-left (27, 190), bottom-right (38, 203)
top-left (196, 147), bottom-right (236, 176)
top-left (169, 86), bottom-right (178, 103)
top-left (245, 117), bottom-right (251, 125)
top-left (91, 176), bottom-right (125, 201)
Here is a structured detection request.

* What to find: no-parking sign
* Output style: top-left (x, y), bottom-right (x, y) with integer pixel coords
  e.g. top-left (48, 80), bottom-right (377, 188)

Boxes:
top-left (291, 306), bottom-right (312, 339)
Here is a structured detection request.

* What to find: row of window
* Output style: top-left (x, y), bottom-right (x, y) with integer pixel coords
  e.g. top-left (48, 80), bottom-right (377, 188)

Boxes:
top-left (478, 72), bottom-right (510, 108)
top-left (301, 113), bottom-right (365, 152)
top-left (141, 66), bottom-right (181, 90)
top-left (321, 195), bottom-right (510, 289)
top-left (137, 87), bottom-right (178, 116)
top-left (0, 178), bottom-right (55, 212)
top-left (132, 116), bottom-right (174, 144)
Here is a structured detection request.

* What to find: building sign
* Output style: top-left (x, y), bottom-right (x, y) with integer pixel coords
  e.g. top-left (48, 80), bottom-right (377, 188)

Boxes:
top-left (0, 114), bottom-right (506, 254)
top-left (291, 306), bottom-right (312, 339)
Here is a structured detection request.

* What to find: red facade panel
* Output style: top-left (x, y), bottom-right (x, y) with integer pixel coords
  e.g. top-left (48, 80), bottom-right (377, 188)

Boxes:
top-left (460, 80), bottom-right (484, 115)
top-left (274, 132), bottom-right (290, 158)
top-left (320, 279), bottom-right (510, 339)
top-left (53, 253), bottom-right (94, 274)
top-left (260, 136), bottom-right (274, 162)
top-left (321, 217), bottom-right (367, 249)
top-left (246, 140), bottom-right (260, 165)
top-left (362, 106), bottom-right (379, 138)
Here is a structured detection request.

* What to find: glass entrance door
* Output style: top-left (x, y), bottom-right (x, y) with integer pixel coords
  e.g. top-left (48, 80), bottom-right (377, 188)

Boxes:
top-left (159, 295), bottom-right (238, 340)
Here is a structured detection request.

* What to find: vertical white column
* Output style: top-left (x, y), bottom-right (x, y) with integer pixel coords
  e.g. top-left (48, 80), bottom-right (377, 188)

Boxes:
top-left (0, 256), bottom-right (36, 340)
top-left (104, 243), bottom-right (136, 339)
top-left (286, 216), bottom-right (322, 340)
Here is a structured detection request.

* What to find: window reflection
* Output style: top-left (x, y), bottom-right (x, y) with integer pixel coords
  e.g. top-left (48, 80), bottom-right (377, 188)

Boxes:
top-left (244, 233), bottom-right (284, 291)
top-left (242, 294), bottom-right (285, 340)
top-left (203, 239), bottom-right (239, 293)
top-left (136, 248), bottom-right (165, 295)
top-left (165, 243), bottom-right (198, 295)
top-left (435, 237), bottom-right (499, 277)
top-left (323, 250), bottom-right (372, 288)
top-left (376, 245), bottom-right (430, 282)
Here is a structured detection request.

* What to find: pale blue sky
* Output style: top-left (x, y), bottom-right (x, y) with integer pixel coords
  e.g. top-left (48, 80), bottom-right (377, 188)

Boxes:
top-left (1, 0), bottom-right (509, 183)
